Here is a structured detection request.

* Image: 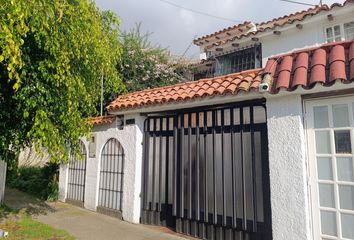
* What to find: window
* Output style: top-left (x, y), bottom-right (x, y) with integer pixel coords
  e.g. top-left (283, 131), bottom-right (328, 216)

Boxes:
top-left (214, 44), bottom-right (262, 76)
top-left (344, 22), bottom-right (354, 41)
top-left (307, 97), bottom-right (354, 240)
top-left (326, 25), bottom-right (342, 43)
top-left (325, 21), bottom-right (354, 43)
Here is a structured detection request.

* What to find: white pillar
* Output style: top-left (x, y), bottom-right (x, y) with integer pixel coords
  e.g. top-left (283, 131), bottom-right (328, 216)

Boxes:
top-left (121, 114), bottom-right (145, 223)
top-left (58, 163), bottom-right (68, 202)
top-left (0, 159), bottom-right (6, 204)
top-left (84, 138), bottom-right (99, 211)
top-left (266, 95), bottom-right (311, 240)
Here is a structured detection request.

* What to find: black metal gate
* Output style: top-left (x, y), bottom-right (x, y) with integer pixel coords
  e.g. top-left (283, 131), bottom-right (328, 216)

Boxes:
top-left (67, 141), bottom-right (87, 206)
top-left (141, 100), bottom-right (272, 240)
top-left (97, 138), bottom-right (124, 218)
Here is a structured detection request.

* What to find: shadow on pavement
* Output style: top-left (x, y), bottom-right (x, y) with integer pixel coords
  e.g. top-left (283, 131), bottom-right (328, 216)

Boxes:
top-left (3, 188), bottom-right (55, 216)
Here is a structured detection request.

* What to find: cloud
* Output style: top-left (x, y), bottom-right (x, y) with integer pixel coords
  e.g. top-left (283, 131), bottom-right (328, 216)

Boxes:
top-left (95, 0), bottom-right (346, 58)
top-left (179, 9), bottom-right (195, 25)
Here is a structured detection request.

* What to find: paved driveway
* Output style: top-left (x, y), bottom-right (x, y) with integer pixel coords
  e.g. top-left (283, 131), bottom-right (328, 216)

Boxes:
top-left (4, 188), bottom-right (189, 240)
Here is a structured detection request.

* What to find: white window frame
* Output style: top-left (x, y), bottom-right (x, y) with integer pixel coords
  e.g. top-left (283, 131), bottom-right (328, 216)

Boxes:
top-left (324, 20), bottom-right (354, 43)
top-left (305, 95), bottom-right (354, 240)
top-left (344, 21), bottom-right (354, 41)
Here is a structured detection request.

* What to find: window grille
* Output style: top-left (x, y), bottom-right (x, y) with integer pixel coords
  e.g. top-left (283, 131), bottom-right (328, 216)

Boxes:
top-left (214, 45), bottom-right (262, 76)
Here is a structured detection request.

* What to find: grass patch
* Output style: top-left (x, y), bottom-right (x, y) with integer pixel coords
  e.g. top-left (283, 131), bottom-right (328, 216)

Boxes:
top-left (0, 206), bottom-right (74, 240)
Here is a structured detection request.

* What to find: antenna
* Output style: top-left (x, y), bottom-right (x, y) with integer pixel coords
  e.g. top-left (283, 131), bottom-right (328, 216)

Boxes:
top-left (180, 35), bottom-right (198, 60)
top-left (279, 0), bottom-right (317, 7)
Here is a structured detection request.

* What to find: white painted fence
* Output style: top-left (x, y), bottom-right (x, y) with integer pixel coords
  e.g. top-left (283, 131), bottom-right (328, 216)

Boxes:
top-left (0, 158), bottom-right (6, 204)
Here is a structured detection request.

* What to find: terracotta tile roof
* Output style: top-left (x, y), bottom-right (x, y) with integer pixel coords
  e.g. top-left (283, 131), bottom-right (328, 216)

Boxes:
top-left (107, 41), bottom-right (354, 112)
top-left (88, 115), bottom-right (116, 126)
top-left (263, 40), bottom-right (354, 93)
top-left (106, 69), bottom-right (262, 111)
top-left (194, 21), bottom-right (253, 43)
top-left (194, 0), bottom-right (353, 47)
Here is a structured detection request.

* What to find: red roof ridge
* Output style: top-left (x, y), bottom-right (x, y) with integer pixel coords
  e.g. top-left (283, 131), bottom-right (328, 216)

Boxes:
top-left (255, 5), bottom-right (322, 27)
top-left (194, 21), bottom-right (252, 43)
top-left (195, 0), bottom-right (352, 46)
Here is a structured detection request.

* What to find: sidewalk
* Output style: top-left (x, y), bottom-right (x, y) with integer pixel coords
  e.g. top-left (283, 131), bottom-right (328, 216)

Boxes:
top-left (4, 188), bottom-right (189, 240)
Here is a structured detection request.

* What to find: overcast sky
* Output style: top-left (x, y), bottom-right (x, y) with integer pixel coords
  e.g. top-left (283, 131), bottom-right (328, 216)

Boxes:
top-left (95, 0), bottom-right (342, 59)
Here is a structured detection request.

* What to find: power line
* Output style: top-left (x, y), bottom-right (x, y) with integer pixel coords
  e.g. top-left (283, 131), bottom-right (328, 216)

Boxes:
top-left (180, 35), bottom-right (198, 60)
top-left (157, 0), bottom-right (243, 23)
top-left (279, 0), bottom-right (317, 7)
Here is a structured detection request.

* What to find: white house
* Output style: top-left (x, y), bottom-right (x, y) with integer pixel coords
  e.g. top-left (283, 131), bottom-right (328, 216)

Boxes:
top-left (59, 1), bottom-right (354, 240)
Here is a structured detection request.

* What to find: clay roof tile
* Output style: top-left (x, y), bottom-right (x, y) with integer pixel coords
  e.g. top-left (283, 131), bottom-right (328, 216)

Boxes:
top-left (106, 40), bottom-right (354, 111)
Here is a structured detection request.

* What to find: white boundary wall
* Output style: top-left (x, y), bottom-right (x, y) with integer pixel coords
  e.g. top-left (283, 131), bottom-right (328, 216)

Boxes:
top-left (0, 158), bottom-right (6, 204)
top-left (59, 114), bottom-right (145, 223)
top-left (266, 94), bottom-right (311, 240)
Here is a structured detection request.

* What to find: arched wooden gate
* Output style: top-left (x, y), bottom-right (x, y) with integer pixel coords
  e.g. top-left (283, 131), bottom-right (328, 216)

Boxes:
top-left (97, 138), bottom-right (125, 218)
top-left (67, 141), bottom-right (87, 207)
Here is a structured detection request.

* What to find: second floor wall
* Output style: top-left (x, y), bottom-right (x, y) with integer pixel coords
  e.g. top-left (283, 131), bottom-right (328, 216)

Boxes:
top-left (192, 1), bottom-right (354, 80)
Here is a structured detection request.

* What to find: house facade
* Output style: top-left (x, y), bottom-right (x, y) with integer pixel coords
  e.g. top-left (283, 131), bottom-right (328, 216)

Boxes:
top-left (192, 1), bottom-right (354, 80)
top-left (59, 1), bottom-right (354, 240)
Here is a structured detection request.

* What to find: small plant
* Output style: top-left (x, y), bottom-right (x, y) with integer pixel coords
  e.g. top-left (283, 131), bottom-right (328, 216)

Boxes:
top-left (6, 162), bottom-right (59, 201)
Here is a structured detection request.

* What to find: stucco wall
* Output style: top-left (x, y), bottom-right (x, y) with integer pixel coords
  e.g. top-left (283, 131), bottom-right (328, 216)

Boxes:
top-left (262, 8), bottom-right (354, 66)
top-left (266, 94), bottom-right (311, 240)
top-left (59, 114), bottom-right (145, 224)
top-left (261, 22), bottom-right (321, 66)
top-left (0, 158), bottom-right (6, 205)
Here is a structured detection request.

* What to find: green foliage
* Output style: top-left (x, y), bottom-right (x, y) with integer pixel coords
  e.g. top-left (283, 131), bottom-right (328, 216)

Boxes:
top-left (118, 23), bottom-right (190, 93)
top-left (0, 0), bottom-right (123, 163)
top-left (6, 163), bottom-right (59, 201)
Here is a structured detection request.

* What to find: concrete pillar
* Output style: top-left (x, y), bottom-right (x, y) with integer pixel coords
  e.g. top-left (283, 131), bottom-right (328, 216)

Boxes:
top-left (121, 114), bottom-right (144, 223)
top-left (0, 159), bottom-right (6, 204)
top-left (84, 138), bottom-right (99, 211)
top-left (266, 95), bottom-right (311, 240)
top-left (58, 163), bottom-right (68, 202)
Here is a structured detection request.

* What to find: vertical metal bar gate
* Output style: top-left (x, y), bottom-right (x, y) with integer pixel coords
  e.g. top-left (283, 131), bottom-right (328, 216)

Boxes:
top-left (141, 100), bottom-right (272, 240)
top-left (67, 141), bottom-right (87, 207)
top-left (97, 138), bottom-right (124, 218)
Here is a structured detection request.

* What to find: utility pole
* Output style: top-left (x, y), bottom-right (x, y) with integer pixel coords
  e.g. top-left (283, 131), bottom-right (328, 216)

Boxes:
top-left (100, 71), bottom-right (104, 116)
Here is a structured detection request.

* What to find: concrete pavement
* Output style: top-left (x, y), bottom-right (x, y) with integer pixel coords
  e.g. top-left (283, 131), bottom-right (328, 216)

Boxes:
top-left (34, 201), bottom-right (189, 240)
top-left (4, 188), bottom-right (189, 240)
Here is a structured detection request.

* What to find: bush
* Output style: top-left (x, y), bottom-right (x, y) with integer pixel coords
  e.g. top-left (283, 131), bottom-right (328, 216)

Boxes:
top-left (6, 163), bottom-right (59, 201)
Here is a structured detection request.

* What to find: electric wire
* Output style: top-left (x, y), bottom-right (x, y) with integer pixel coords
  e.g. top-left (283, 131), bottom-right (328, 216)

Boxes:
top-left (279, 0), bottom-right (317, 7)
top-left (157, 0), bottom-right (243, 23)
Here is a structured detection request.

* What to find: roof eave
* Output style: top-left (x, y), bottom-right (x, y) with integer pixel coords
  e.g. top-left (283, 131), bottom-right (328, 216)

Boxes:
top-left (261, 81), bottom-right (354, 99)
top-left (108, 91), bottom-right (263, 116)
